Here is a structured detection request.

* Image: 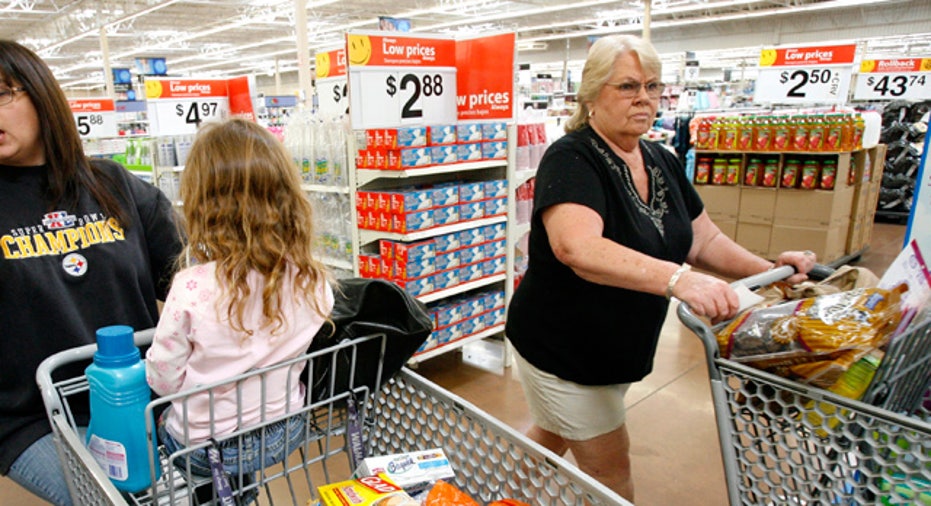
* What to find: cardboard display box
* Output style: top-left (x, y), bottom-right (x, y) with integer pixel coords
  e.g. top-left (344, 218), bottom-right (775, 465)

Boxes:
top-left (736, 222), bottom-right (772, 258)
top-left (717, 220), bottom-right (737, 242)
top-left (770, 223), bottom-right (850, 264)
top-left (738, 187), bottom-right (778, 225)
top-left (773, 186), bottom-right (855, 228)
top-left (696, 185), bottom-right (740, 221)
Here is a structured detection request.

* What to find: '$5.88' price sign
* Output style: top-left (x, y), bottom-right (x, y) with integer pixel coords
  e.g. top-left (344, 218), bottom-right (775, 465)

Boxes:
top-left (754, 44), bottom-right (856, 105)
top-left (347, 32), bottom-right (457, 129)
top-left (854, 58), bottom-right (931, 101)
top-left (145, 78), bottom-right (230, 136)
top-left (69, 98), bottom-right (118, 139)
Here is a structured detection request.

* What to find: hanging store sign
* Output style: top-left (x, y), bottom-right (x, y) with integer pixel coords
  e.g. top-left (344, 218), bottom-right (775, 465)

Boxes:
top-left (854, 58), bottom-right (931, 101)
top-left (316, 45), bottom-right (349, 119)
top-left (69, 98), bottom-right (118, 139)
top-left (754, 44), bottom-right (856, 105)
top-left (144, 78), bottom-right (230, 136)
top-left (455, 32), bottom-right (516, 121)
top-left (347, 32), bottom-right (458, 129)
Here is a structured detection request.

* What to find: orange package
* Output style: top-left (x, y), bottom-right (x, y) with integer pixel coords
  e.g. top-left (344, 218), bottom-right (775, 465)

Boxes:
top-left (424, 480), bottom-right (479, 506)
top-left (489, 501), bottom-right (531, 506)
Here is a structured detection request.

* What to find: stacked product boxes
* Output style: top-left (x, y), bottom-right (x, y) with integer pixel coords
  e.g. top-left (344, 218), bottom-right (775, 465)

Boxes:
top-left (355, 121), bottom-right (509, 169)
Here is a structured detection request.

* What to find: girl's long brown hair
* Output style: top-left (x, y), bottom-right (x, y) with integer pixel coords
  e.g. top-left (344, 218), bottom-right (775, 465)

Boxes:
top-left (180, 119), bottom-right (329, 336)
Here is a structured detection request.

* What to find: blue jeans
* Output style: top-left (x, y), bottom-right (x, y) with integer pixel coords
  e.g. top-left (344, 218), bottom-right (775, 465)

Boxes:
top-left (158, 412), bottom-right (306, 504)
top-left (8, 432), bottom-right (74, 506)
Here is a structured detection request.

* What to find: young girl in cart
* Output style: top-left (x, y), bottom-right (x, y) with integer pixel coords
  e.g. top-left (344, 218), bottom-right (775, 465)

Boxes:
top-left (145, 118), bottom-right (334, 502)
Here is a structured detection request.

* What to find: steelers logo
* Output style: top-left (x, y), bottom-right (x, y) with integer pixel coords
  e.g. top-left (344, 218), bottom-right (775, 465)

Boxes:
top-left (62, 253), bottom-right (88, 277)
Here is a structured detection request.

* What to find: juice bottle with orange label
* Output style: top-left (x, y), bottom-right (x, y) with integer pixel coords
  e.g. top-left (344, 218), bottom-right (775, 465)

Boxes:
top-left (790, 115), bottom-right (809, 152)
top-left (853, 114), bottom-right (865, 150)
top-left (762, 158), bottom-right (779, 187)
top-left (711, 158), bottom-right (727, 185)
top-left (718, 116), bottom-right (738, 151)
top-left (708, 117), bottom-right (722, 152)
top-left (745, 158), bottom-right (763, 186)
top-left (800, 159), bottom-right (820, 189)
top-left (726, 158), bottom-right (741, 185)
top-left (736, 117), bottom-right (753, 151)
top-left (772, 116), bottom-right (790, 151)
top-left (819, 159), bottom-right (837, 189)
top-left (782, 158), bottom-right (801, 188)
top-left (752, 116), bottom-right (773, 152)
top-left (808, 115), bottom-right (825, 151)
top-left (695, 118), bottom-right (712, 150)
top-left (841, 113), bottom-right (855, 151)
top-left (823, 114), bottom-right (843, 152)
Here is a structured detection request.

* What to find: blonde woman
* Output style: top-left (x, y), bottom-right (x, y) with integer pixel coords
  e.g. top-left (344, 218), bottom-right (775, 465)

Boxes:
top-left (146, 119), bottom-right (334, 500)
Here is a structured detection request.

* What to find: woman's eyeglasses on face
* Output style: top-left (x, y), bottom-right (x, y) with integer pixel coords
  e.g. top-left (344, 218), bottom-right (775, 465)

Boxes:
top-left (0, 87), bottom-right (27, 106)
top-left (605, 81), bottom-right (665, 99)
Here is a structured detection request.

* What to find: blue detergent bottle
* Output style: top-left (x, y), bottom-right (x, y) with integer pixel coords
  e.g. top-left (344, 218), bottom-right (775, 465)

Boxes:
top-left (85, 325), bottom-right (160, 493)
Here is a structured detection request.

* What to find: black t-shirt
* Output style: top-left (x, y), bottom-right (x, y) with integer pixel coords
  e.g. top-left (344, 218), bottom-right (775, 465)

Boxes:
top-left (506, 127), bottom-right (703, 385)
top-left (0, 159), bottom-right (182, 474)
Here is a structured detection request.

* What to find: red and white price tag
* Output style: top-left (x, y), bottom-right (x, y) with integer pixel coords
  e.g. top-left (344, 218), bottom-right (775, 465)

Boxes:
top-left (315, 46), bottom-right (349, 119)
top-left (346, 32), bottom-right (457, 129)
top-left (144, 78), bottom-right (230, 136)
top-left (69, 99), bottom-right (118, 139)
top-left (754, 44), bottom-right (856, 105)
top-left (854, 58), bottom-right (931, 101)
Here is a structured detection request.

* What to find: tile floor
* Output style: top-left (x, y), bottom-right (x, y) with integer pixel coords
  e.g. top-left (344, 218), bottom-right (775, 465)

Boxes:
top-left (0, 222), bottom-right (908, 505)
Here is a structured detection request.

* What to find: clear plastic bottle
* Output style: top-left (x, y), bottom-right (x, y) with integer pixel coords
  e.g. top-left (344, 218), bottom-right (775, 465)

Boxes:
top-left (736, 116), bottom-right (753, 151)
top-left (85, 325), bottom-right (159, 493)
top-left (752, 116), bottom-right (773, 152)
top-left (772, 116), bottom-right (790, 152)
top-left (790, 115), bottom-right (809, 152)
top-left (853, 114), bottom-right (866, 150)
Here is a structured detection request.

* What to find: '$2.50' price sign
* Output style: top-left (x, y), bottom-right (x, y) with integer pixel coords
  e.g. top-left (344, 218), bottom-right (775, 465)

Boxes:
top-left (754, 44), bottom-right (855, 105)
top-left (854, 58), bottom-right (931, 101)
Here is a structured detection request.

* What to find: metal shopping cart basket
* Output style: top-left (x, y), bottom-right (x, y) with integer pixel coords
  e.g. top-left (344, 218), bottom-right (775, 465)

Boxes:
top-left (678, 265), bottom-right (931, 505)
top-left (38, 329), bottom-right (630, 506)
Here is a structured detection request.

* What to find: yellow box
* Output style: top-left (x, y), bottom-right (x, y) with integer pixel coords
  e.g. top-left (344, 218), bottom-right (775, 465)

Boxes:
top-left (317, 474), bottom-right (417, 506)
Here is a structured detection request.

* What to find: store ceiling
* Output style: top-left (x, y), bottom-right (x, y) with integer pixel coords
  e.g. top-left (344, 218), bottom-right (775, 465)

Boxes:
top-left (1, 0), bottom-right (929, 93)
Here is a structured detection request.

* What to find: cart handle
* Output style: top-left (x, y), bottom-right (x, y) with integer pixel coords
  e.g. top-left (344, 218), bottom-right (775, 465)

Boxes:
top-left (676, 264), bottom-right (833, 378)
top-left (37, 328), bottom-right (156, 422)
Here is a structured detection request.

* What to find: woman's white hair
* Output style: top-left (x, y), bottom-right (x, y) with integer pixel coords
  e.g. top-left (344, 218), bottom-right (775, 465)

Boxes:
top-left (565, 35), bottom-right (662, 133)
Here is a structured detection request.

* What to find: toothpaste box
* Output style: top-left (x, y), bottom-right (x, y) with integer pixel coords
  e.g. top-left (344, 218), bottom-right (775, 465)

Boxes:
top-left (482, 222), bottom-right (507, 241)
top-left (481, 121), bottom-right (508, 140)
top-left (458, 181), bottom-right (485, 202)
top-left (431, 184), bottom-right (459, 207)
top-left (458, 263), bottom-right (484, 283)
top-left (433, 301), bottom-right (462, 327)
top-left (393, 239), bottom-right (435, 263)
top-left (482, 140), bottom-right (508, 160)
top-left (390, 189), bottom-right (433, 213)
top-left (395, 257), bottom-right (435, 280)
top-left (432, 205), bottom-right (459, 226)
top-left (458, 316), bottom-right (480, 337)
top-left (432, 269), bottom-right (459, 291)
top-left (483, 239), bottom-right (506, 259)
top-left (458, 227), bottom-right (484, 247)
top-left (398, 147), bottom-right (432, 168)
top-left (458, 201), bottom-right (484, 221)
top-left (457, 122), bottom-right (483, 143)
top-left (391, 210), bottom-right (434, 234)
top-left (378, 240), bottom-right (395, 260)
top-left (434, 250), bottom-right (460, 272)
top-left (485, 197), bottom-right (507, 216)
top-left (484, 179), bottom-right (507, 199)
top-left (430, 145), bottom-right (458, 165)
top-left (487, 289), bottom-right (506, 309)
top-left (393, 126), bottom-right (428, 147)
top-left (395, 275), bottom-right (434, 297)
top-left (434, 232), bottom-right (461, 253)
top-left (457, 143), bottom-right (484, 162)
top-left (433, 326), bottom-right (454, 345)
top-left (459, 245), bottom-right (485, 266)
top-left (429, 125), bottom-right (458, 146)
top-left (359, 254), bottom-right (380, 279)
top-left (485, 307), bottom-right (506, 327)
top-left (482, 256), bottom-right (506, 276)
top-left (459, 296), bottom-right (485, 319)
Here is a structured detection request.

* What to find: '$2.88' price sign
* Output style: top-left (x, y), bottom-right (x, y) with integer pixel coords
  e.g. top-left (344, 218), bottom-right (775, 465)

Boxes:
top-left (351, 69), bottom-right (456, 128)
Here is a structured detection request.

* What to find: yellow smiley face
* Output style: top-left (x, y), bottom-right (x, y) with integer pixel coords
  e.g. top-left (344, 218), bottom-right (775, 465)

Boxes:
top-left (921, 58), bottom-right (931, 72)
top-left (859, 60), bottom-right (877, 73)
top-left (759, 49), bottom-right (777, 67)
top-left (144, 79), bottom-right (163, 99)
top-left (348, 34), bottom-right (373, 66)
top-left (316, 52), bottom-right (331, 78)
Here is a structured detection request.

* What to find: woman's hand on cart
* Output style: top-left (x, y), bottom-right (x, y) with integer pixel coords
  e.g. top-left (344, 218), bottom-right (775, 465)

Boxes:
top-left (671, 270), bottom-right (741, 324)
top-left (772, 249), bottom-right (819, 285)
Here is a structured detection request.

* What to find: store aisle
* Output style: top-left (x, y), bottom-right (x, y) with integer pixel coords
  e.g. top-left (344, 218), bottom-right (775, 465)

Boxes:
top-left (0, 223), bottom-right (907, 505)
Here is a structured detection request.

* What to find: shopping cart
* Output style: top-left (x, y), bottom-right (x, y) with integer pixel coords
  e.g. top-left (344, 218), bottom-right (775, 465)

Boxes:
top-left (678, 265), bottom-right (931, 505)
top-left (38, 329), bottom-right (630, 506)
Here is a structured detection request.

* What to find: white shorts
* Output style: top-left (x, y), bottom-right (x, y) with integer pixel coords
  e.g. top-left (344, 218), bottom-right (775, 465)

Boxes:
top-left (514, 351), bottom-right (630, 441)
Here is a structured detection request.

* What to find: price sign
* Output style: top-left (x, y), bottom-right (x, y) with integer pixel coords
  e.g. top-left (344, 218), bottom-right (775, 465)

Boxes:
top-left (346, 32), bottom-right (457, 129)
top-left (69, 99), bottom-right (118, 139)
top-left (754, 44), bottom-right (856, 104)
top-left (315, 46), bottom-right (349, 119)
top-left (144, 78), bottom-right (230, 136)
top-left (854, 58), bottom-right (931, 101)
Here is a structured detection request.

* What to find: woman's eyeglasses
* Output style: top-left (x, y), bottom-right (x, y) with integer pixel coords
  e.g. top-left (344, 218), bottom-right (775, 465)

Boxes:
top-left (605, 81), bottom-right (665, 99)
top-left (0, 87), bottom-right (27, 106)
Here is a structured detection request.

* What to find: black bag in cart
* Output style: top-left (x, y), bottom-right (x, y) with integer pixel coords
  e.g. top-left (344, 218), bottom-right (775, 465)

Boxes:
top-left (305, 278), bottom-right (433, 401)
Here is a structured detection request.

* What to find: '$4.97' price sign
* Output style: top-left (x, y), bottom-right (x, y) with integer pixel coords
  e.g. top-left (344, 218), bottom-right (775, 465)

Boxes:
top-left (347, 32), bottom-right (458, 129)
top-left (145, 78), bottom-right (230, 136)
top-left (854, 58), bottom-right (931, 101)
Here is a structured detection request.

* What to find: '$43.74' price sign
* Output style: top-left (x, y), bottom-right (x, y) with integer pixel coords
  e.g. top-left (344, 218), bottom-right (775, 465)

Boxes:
top-left (854, 58), bottom-right (931, 101)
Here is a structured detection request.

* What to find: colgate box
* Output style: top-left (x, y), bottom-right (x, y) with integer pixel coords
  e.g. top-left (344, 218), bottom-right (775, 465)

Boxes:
top-left (390, 189), bottom-right (433, 213)
top-left (431, 184), bottom-right (459, 207)
top-left (429, 125), bottom-right (458, 146)
top-left (354, 449), bottom-right (455, 493)
top-left (481, 121), bottom-right (508, 140)
top-left (391, 210), bottom-right (434, 234)
top-left (457, 143), bottom-right (484, 162)
top-left (430, 145), bottom-right (458, 165)
top-left (482, 140), bottom-right (508, 160)
top-left (392, 239), bottom-right (435, 262)
top-left (457, 122), bottom-right (484, 143)
top-left (317, 473), bottom-right (417, 506)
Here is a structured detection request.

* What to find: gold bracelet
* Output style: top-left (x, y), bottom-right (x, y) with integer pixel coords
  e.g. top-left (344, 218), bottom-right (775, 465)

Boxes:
top-left (666, 263), bottom-right (691, 300)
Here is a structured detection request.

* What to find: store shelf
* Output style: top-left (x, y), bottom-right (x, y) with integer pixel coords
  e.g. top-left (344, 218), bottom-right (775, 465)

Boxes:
top-left (408, 324), bottom-right (505, 366)
top-left (358, 215), bottom-right (507, 245)
top-left (417, 273), bottom-right (506, 304)
top-left (320, 256), bottom-right (353, 270)
top-left (301, 184), bottom-right (351, 194)
top-left (356, 160), bottom-right (505, 187)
